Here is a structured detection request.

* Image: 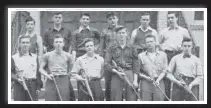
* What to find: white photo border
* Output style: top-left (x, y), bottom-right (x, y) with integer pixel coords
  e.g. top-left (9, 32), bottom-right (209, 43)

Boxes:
top-left (8, 8), bottom-right (207, 104)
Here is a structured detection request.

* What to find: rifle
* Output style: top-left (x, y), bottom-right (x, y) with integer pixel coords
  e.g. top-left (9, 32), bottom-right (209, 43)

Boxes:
top-left (80, 69), bottom-right (94, 101)
top-left (112, 60), bottom-right (142, 101)
top-left (15, 67), bottom-right (33, 101)
top-left (176, 76), bottom-right (199, 101)
top-left (149, 76), bottom-right (170, 101)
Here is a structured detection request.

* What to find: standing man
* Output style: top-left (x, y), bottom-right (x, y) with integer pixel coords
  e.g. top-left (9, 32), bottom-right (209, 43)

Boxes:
top-left (43, 12), bottom-right (72, 53)
top-left (16, 16), bottom-right (43, 94)
top-left (12, 36), bottom-right (39, 101)
top-left (136, 34), bottom-right (168, 101)
top-left (39, 34), bottom-right (75, 101)
top-left (131, 12), bottom-right (158, 55)
top-left (105, 26), bottom-right (139, 101)
top-left (159, 11), bottom-right (191, 100)
top-left (166, 38), bottom-right (203, 101)
top-left (100, 12), bottom-right (121, 101)
top-left (71, 38), bottom-right (104, 101)
top-left (71, 13), bottom-right (101, 61)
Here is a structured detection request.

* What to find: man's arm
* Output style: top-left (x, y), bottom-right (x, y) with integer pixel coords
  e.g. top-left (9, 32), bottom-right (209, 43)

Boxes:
top-left (156, 52), bottom-right (168, 82)
top-left (11, 57), bottom-right (18, 81)
top-left (132, 47), bottom-right (139, 84)
top-left (39, 54), bottom-right (50, 78)
top-left (130, 29), bottom-right (137, 45)
top-left (189, 58), bottom-right (203, 87)
top-left (104, 46), bottom-right (117, 73)
top-left (70, 58), bottom-right (85, 80)
top-left (43, 29), bottom-right (50, 53)
top-left (71, 31), bottom-right (77, 61)
top-left (100, 58), bottom-right (105, 79)
top-left (99, 30), bottom-right (106, 57)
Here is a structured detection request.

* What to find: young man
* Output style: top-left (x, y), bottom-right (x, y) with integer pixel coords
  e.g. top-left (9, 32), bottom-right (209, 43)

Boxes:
top-left (12, 36), bottom-right (38, 101)
top-left (136, 34), bottom-right (168, 101)
top-left (100, 12), bottom-right (121, 101)
top-left (159, 11), bottom-right (191, 100)
top-left (166, 38), bottom-right (203, 101)
top-left (131, 12), bottom-right (158, 55)
top-left (71, 38), bottom-right (104, 101)
top-left (43, 12), bottom-right (72, 53)
top-left (16, 16), bottom-right (43, 94)
top-left (39, 34), bottom-right (75, 101)
top-left (105, 26), bottom-right (139, 101)
top-left (71, 13), bottom-right (101, 61)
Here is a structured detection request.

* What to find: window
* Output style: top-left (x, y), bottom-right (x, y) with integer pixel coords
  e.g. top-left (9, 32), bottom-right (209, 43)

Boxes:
top-left (194, 11), bottom-right (204, 20)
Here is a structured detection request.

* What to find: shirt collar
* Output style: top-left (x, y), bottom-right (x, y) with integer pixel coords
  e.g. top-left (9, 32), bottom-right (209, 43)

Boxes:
top-left (108, 25), bottom-right (119, 30)
top-left (83, 53), bottom-right (98, 59)
top-left (182, 52), bottom-right (192, 58)
top-left (19, 52), bottom-right (31, 57)
top-left (168, 25), bottom-right (180, 30)
top-left (25, 31), bottom-right (35, 37)
top-left (138, 26), bottom-right (152, 32)
top-left (53, 27), bottom-right (64, 32)
top-left (79, 26), bottom-right (90, 32)
top-left (145, 50), bottom-right (160, 56)
top-left (53, 50), bottom-right (65, 56)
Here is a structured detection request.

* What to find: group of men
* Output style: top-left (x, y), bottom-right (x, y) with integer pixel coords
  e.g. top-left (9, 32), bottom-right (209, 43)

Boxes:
top-left (11, 11), bottom-right (203, 101)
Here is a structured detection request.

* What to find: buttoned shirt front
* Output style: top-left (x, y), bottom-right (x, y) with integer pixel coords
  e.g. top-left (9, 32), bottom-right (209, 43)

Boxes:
top-left (167, 53), bottom-right (203, 78)
top-left (159, 26), bottom-right (191, 51)
top-left (42, 50), bottom-right (73, 75)
top-left (12, 53), bottom-right (37, 79)
top-left (71, 54), bottom-right (104, 78)
top-left (105, 43), bottom-right (139, 73)
top-left (138, 51), bottom-right (168, 78)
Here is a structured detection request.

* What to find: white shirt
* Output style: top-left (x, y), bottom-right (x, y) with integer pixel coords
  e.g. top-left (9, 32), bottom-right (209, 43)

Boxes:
top-left (71, 54), bottom-right (104, 78)
top-left (12, 53), bottom-right (37, 79)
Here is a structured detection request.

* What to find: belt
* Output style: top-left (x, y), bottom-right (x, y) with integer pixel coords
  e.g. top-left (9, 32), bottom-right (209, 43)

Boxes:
top-left (89, 77), bottom-right (101, 81)
top-left (178, 74), bottom-right (194, 81)
top-left (165, 50), bottom-right (176, 54)
top-left (24, 78), bottom-right (36, 81)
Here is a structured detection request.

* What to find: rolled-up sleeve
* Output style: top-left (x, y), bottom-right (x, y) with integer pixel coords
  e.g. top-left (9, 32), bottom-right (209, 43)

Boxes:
top-left (37, 35), bottom-right (43, 56)
top-left (71, 31), bottom-right (77, 52)
top-left (167, 56), bottom-right (177, 74)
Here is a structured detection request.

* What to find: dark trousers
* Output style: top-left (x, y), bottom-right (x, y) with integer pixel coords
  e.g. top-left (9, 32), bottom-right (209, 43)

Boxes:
top-left (13, 79), bottom-right (37, 101)
top-left (45, 75), bottom-right (74, 101)
top-left (77, 79), bottom-right (104, 101)
top-left (104, 70), bottom-right (112, 101)
top-left (172, 77), bottom-right (199, 101)
top-left (164, 50), bottom-right (182, 101)
top-left (110, 70), bottom-right (136, 101)
top-left (141, 79), bottom-right (165, 101)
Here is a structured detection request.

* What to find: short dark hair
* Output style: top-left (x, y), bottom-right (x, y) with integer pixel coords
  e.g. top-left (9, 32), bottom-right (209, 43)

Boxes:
top-left (80, 13), bottom-right (90, 18)
top-left (54, 34), bottom-right (63, 41)
top-left (106, 12), bottom-right (117, 18)
top-left (84, 38), bottom-right (94, 46)
top-left (182, 37), bottom-right (193, 44)
top-left (145, 34), bottom-right (156, 41)
top-left (167, 11), bottom-right (179, 18)
top-left (140, 12), bottom-right (150, 18)
top-left (114, 26), bottom-right (127, 33)
top-left (25, 16), bottom-right (35, 24)
top-left (53, 12), bottom-right (63, 16)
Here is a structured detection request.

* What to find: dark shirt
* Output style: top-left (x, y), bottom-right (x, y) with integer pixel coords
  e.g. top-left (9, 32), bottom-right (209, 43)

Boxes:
top-left (100, 26), bottom-right (120, 57)
top-left (105, 43), bottom-right (139, 73)
top-left (71, 27), bottom-right (101, 57)
top-left (43, 27), bottom-right (72, 52)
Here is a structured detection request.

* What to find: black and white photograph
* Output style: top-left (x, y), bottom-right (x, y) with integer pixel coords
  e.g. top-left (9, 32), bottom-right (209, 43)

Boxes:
top-left (8, 8), bottom-right (207, 104)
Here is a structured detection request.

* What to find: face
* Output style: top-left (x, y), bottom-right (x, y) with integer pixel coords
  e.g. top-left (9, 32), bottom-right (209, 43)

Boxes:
top-left (26, 21), bottom-right (35, 32)
top-left (80, 15), bottom-right (90, 27)
top-left (117, 28), bottom-right (128, 44)
top-left (85, 41), bottom-right (94, 53)
top-left (20, 38), bottom-right (30, 52)
top-left (53, 38), bottom-right (64, 50)
top-left (140, 15), bottom-right (150, 27)
top-left (145, 37), bottom-right (156, 49)
top-left (107, 16), bottom-right (118, 27)
top-left (167, 13), bottom-right (178, 26)
top-left (182, 41), bottom-right (193, 54)
top-left (53, 14), bottom-right (63, 24)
